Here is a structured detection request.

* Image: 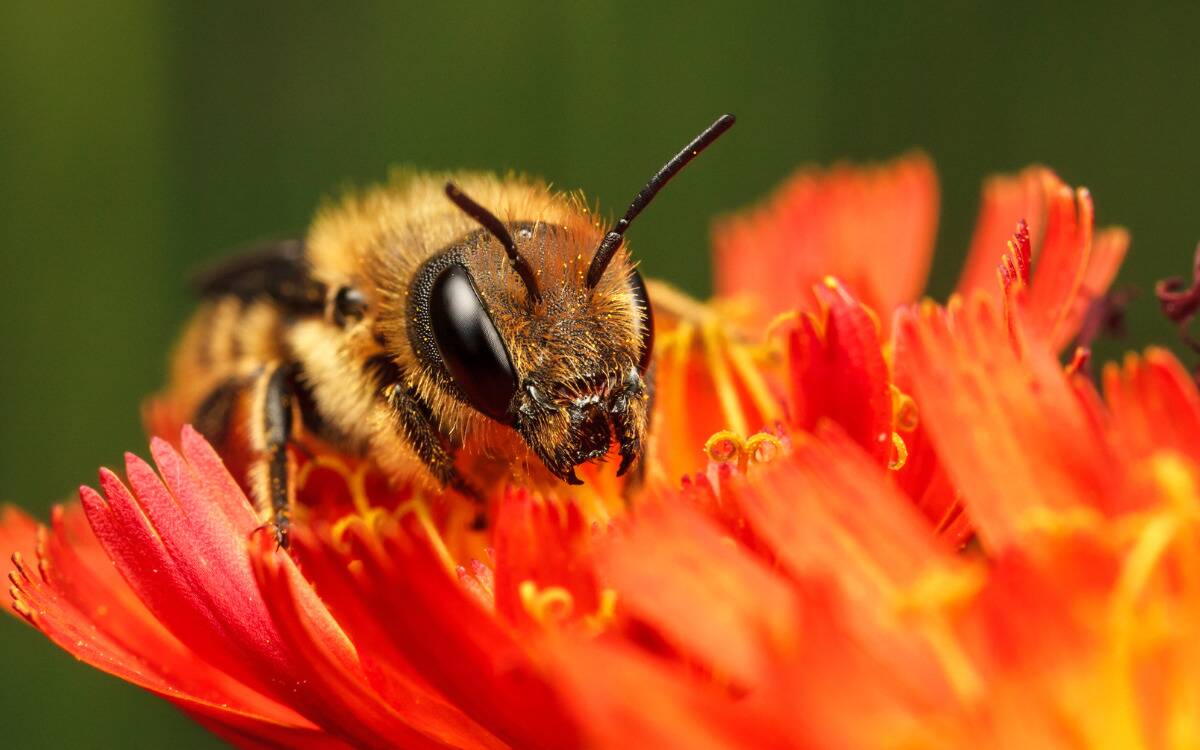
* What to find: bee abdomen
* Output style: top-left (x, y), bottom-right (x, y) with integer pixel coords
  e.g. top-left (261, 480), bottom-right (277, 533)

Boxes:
top-left (168, 296), bottom-right (292, 420)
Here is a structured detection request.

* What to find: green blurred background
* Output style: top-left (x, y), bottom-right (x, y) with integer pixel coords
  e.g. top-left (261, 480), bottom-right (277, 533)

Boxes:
top-left (3, 1), bottom-right (1200, 746)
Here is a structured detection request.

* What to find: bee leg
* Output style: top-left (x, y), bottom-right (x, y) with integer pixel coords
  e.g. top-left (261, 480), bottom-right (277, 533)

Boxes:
top-left (629, 361), bottom-right (656, 490)
top-left (388, 385), bottom-right (488, 525)
top-left (251, 363), bottom-right (298, 549)
top-left (611, 365), bottom-right (651, 479)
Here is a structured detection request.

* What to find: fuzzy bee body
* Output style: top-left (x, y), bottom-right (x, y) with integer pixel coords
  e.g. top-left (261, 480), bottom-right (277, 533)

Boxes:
top-left (160, 116), bottom-right (734, 545)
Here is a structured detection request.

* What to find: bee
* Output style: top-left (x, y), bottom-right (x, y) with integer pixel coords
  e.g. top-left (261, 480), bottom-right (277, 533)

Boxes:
top-left (160, 114), bottom-right (735, 546)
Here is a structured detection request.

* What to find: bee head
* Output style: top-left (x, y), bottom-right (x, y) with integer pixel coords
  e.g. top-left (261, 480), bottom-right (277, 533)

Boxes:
top-left (408, 114), bottom-right (734, 485)
top-left (416, 211), bottom-right (653, 483)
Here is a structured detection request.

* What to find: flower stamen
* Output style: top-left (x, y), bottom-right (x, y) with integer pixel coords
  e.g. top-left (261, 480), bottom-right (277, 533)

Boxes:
top-left (890, 385), bottom-right (919, 432)
top-left (1016, 506), bottom-right (1105, 538)
top-left (9, 551), bottom-right (30, 585)
top-left (725, 338), bottom-right (784, 425)
top-left (518, 580), bottom-right (574, 624)
top-left (330, 507), bottom-right (389, 547)
top-left (583, 588), bottom-right (619, 635)
top-left (895, 565), bottom-right (985, 614)
top-left (744, 432), bottom-right (784, 466)
top-left (1149, 453), bottom-right (1200, 517)
top-left (395, 499), bottom-right (458, 578)
top-left (298, 454), bottom-right (372, 516)
top-left (888, 432), bottom-right (908, 471)
top-left (891, 565), bottom-right (987, 703)
top-left (1113, 513), bottom-right (1176, 623)
top-left (704, 431), bottom-right (744, 466)
top-left (702, 322), bottom-right (749, 437)
top-left (706, 430), bottom-right (788, 475)
top-left (764, 310), bottom-right (801, 343)
top-left (11, 595), bottom-right (32, 621)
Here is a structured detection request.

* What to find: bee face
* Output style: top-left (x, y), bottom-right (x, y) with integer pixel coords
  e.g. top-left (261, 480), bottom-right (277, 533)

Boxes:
top-left (409, 221), bottom-right (653, 483)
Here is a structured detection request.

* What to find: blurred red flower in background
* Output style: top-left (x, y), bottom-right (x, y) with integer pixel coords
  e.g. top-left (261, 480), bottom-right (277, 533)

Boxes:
top-left (10, 155), bottom-right (1198, 749)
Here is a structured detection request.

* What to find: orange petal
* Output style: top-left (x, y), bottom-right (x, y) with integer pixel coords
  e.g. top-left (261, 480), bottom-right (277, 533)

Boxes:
top-left (713, 153), bottom-right (938, 329)
top-left (731, 427), bottom-right (974, 702)
top-left (897, 296), bottom-right (1119, 549)
top-left (1023, 183), bottom-right (1097, 350)
top-left (1102, 347), bottom-right (1200, 466)
top-left (598, 501), bottom-right (801, 688)
top-left (0, 505), bottom-right (38, 582)
top-left (732, 425), bottom-right (956, 600)
top-left (1060, 226), bottom-right (1129, 345)
top-left (550, 638), bottom-right (785, 750)
top-left (890, 330), bottom-right (975, 547)
top-left (957, 167), bottom-right (1056, 297)
top-left (491, 488), bottom-right (604, 631)
top-left (958, 168), bottom-right (1128, 352)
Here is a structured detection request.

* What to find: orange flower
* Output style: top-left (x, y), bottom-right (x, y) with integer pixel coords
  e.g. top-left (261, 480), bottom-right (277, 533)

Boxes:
top-left (547, 296), bottom-right (1200, 749)
top-left (3, 155), bottom-right (1178, 749)
top-left (707, 156), bottom-right (1129, 543)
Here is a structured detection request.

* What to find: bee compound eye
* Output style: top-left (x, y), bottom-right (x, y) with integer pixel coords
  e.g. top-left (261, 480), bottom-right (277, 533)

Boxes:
top-left (429, 264), bottom-right (518, 422)
top-left (628, 268), bottom-right (654, 372)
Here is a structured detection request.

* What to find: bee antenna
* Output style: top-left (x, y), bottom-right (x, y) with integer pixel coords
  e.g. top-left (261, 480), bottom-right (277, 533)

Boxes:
top-left (444, 182), bottom-right (543, 305)
top-left (585, 113), bottom-right (736, 290)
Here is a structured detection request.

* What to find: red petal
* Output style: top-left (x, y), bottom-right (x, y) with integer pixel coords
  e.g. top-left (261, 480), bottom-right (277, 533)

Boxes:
top-left (182, 710), bottom-right (353, 750)
top-left (75, 432), bottom-right (414, 743)
top-left (285, 526), bottom-right (505, 750)
top-left (965, 532), bottom-right (1118, 673)
top-left (713, 153), bottom-right (938, 329)
top-left (178, 424), bottom-right (263, 533)
top-left (85, 449), bottom-right (291, 698)
top-left (5, 501), bottom-right (321, 742)
top-left (787, 279), bottom-right (893, 463)
top-left (250, 532), bottom-right (491, 750)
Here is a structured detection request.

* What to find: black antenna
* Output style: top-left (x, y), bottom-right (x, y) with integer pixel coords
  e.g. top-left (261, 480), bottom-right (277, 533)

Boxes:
top-left (585, 113), bottom-right (736, 289)
top-left (445, 182), bottom-right (543, 305)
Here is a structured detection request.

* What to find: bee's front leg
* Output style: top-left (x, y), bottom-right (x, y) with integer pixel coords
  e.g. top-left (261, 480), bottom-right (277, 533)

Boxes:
top-left (387, 384), bottom-right (486, 524)
top-left (610, 364), bottom-right (653, 479)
